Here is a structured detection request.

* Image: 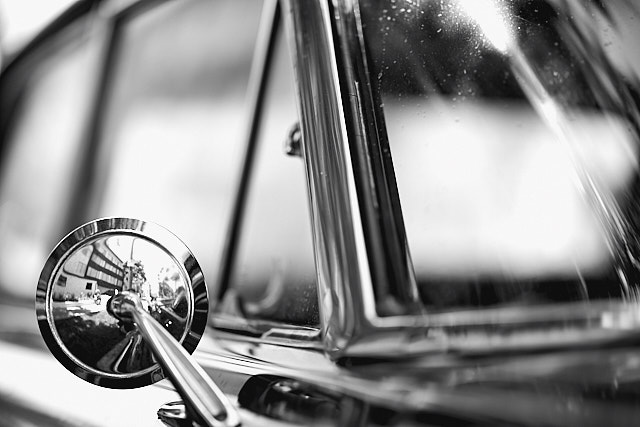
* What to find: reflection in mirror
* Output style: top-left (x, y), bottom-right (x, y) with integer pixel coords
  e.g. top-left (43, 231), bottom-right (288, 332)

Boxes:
top-left (38, 218), bottom-right (240, 425)
top-left (50, 235), bottom-right (191, 375)
top-left (37, 217), bottom-right (208, 389)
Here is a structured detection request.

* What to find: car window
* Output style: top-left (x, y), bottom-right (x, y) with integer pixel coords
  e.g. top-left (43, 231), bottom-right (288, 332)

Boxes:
top-left (360, 0), bottom-right (640, 311)
top-left (91, 0), bottom-right (261, 295)
top-left (0, 19), bottom-right (103, 299)
top-left (0, 0), bottom-right (262, 300)
top-left (215, 28), bottom-right (319, 328)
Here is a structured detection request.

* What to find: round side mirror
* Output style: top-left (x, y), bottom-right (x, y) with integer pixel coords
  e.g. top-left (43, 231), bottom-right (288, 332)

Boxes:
top-left (35, 217), bottom-right (208, 388)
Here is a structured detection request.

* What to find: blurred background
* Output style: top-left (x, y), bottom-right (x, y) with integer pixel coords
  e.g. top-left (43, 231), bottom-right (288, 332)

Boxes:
top-left (0, 2), bottom-right (318, 421)
top-left (0, 0), bottom-right (76, 54)
top-left (0, 0), bottom-right (318, 324)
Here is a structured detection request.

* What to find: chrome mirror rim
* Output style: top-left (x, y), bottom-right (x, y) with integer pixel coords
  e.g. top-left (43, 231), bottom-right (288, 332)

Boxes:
top-left (35, 217), bottom-right (209, 388)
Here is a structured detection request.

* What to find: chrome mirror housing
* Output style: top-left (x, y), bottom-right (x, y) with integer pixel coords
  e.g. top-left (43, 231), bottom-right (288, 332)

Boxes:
top-left (36, 218), bottom-right (240, 427)
top-left (36, 217), bottom-right (207, 387)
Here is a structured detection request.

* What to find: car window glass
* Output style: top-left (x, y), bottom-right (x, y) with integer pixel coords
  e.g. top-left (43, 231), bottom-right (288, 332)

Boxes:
top-left (360, 0), bottom-right (640, 311)
top-left (0, 0), bottom-right (263, 301)
top-left (89, 0), bottom-right (261, 294)
top-left (0, 22), bottom-right (103, 299)
top-left (215, 29), bottom-right (319, 328)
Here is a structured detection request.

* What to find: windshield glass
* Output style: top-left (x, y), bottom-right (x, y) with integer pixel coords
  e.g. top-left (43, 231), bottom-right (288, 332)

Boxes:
top-left (359, 0), bottom-right (640, 312)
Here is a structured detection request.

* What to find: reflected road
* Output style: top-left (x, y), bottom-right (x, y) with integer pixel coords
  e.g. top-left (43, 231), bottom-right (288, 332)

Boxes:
top-left (51, 300), bottom-right (106, 319)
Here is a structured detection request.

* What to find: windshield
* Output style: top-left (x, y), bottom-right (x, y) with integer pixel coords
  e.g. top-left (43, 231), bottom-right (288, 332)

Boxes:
top-left (359, 0), bottom-right (640, 312)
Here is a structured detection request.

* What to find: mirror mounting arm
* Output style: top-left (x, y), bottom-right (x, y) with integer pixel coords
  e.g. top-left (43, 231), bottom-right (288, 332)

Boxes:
top-left (109, 292), bottom-right (241, 427)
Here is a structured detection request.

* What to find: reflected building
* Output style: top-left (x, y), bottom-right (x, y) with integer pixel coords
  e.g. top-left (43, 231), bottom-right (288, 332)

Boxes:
top-left (52, 238), bottom-right (125, 300)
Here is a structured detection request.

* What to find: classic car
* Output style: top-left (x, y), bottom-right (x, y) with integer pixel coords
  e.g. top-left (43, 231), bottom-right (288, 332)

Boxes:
top-left (2, 0), bottom-right (640, 425)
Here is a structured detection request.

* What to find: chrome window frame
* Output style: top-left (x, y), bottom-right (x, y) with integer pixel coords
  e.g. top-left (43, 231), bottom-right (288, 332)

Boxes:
top-left (285, 0), bottom-right (640, 358)
top-left (285, 0), bottom-right (390, 356)
top-left (286, 0), bottom-right (432, 357)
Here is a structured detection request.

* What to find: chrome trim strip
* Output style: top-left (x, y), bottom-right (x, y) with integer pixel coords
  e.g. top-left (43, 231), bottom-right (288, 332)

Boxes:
top-left (334, 1), bottom-right (422, 317)
top-left (284, 0), bottom-right (377, 354)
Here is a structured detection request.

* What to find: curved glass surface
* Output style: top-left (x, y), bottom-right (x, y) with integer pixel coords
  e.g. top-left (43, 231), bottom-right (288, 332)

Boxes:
top-left (36, 217), bottom-right (208, 388)
top-left (50, 234), bottom-right (190, 375)
top-left (360, 0), bottom-right (640, 314)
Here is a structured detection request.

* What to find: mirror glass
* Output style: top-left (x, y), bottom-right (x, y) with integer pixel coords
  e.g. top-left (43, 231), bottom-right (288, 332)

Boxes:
top-left (37, 218), bottom-right (207, 388)
top-left (51, 235), bottom-right (190, 374)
